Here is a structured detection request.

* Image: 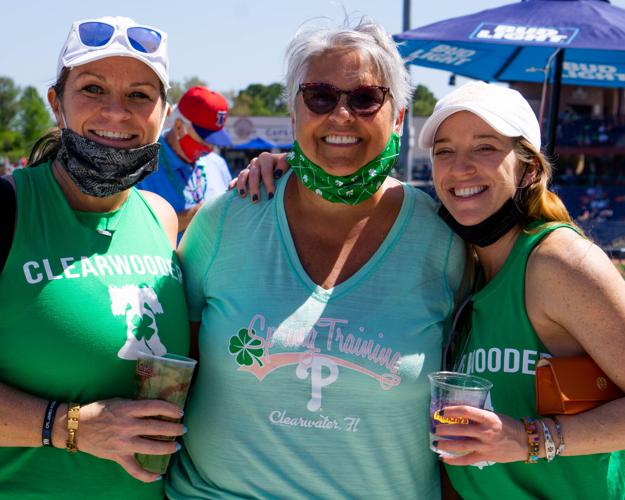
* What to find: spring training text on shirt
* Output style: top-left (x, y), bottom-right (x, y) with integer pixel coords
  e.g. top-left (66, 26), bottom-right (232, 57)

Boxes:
top-left (246, 314), bottom-right (402, 374)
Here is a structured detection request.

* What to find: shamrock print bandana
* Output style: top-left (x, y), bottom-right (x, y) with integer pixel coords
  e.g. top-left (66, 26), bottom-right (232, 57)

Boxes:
top-left (286, 132), bottom-right (400, 205)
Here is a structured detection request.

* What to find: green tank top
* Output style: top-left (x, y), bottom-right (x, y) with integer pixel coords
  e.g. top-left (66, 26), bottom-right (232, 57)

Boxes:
top-left (447, 223), bottom-right (625, 500)
top-left (0, 162), bottom-right (190, 499)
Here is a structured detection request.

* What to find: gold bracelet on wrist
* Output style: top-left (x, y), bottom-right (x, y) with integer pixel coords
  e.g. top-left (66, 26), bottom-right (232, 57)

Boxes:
top-left (66, 403), bottom-right (80, 453)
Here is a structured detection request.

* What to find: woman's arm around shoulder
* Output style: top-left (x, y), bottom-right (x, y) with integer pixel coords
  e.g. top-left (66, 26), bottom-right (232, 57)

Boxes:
top-left (232, 152), bottom-right (289, 202)
top-left (140, 190), bottom-right (178, 248)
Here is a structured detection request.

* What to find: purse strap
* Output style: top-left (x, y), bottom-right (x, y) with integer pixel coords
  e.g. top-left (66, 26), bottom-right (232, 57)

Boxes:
top-left (442, 294), bottom-right (474, 371)
top-left (0, 175), bottom-right (17, 274)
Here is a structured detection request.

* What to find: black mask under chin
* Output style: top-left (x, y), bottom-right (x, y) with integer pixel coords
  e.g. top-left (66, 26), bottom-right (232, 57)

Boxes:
top-left (438, 195), bottom-right (527, 248)
top-left (56, 128), bottom-right (160, 198)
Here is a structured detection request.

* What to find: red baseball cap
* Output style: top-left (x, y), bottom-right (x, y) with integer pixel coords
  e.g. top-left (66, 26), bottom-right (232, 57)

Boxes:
top-left (178, 86), bottom-right (229, 141)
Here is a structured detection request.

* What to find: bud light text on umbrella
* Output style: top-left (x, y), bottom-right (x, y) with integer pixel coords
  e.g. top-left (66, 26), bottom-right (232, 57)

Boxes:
top-left (471, 24), bottom-right (579, 44)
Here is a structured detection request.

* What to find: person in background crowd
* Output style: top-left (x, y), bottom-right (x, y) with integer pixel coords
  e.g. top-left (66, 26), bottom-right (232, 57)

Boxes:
top-left (421, 82), bottom-right (625, 500)
top-left (138, 86), bottom-right (232, 238)
top-left (0, 16), bottom-right (189, 498)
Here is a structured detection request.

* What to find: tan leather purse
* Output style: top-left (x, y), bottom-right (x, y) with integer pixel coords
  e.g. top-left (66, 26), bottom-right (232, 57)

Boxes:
top-left (536, 356), bottom-right (623, 415)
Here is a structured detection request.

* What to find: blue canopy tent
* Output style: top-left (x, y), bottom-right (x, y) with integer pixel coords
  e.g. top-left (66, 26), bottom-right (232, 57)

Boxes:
top-left (205, 128), bottom-right (233, 147)
top-left (395, 0), bottom-right (625, 155)
top-left (233, 137), bottom-right (292, 150)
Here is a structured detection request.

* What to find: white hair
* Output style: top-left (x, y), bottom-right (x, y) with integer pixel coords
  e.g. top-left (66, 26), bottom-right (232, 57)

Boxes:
top-left (284, 17), bottom-right (413, 119)
top-left (163, 104), bottom-right (191, 131)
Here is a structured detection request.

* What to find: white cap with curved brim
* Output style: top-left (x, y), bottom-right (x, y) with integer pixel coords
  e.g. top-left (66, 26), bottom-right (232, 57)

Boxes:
top-left (418, 81), bottom-right (541, 151)
top-left (57, 16), bottom-right (170, 90)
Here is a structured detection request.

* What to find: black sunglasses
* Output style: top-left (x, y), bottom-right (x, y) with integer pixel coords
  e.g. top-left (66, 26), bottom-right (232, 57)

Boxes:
top-left (298, 82), bottom-right (390, 117)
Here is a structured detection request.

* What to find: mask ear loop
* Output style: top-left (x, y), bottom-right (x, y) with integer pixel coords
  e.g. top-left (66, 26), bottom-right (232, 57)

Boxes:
top-left (58, 105), bottom-right (68, 130)
top-left (513, 162), bottom-right (532, 224)
top-left (442, 294), bottom-right (474, 371)
top-left (517, 164), bottom-right (529, 192)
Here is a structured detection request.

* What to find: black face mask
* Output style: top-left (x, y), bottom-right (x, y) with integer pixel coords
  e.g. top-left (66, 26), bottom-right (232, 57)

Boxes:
top-left (438, 196), bottom-right (527, 248)
top-left (55, 128), bottom-right (160, 198)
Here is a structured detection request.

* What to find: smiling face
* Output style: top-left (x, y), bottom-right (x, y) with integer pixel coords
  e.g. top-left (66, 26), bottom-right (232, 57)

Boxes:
top-left (293, 49), bottom-right (402, 176)
top-left (432, 111), bottom-right (526, 226)
top-left (48, 56), bottom-right (166, 149)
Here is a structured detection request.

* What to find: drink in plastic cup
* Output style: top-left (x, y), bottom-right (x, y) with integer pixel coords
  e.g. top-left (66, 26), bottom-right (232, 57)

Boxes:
top-left (428, 371), bottom-right (492, 457)
top-left (135, 351), bottom-right (197, 474)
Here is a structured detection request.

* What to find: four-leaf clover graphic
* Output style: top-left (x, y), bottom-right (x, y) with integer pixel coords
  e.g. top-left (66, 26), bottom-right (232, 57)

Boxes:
top-left (229, 328), bottom-right (264, 367)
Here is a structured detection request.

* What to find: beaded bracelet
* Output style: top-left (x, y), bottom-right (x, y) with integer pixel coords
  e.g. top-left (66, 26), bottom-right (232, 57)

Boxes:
top-left (522, 417), bottom-right (541, 463)
top-left (552, 416), bottom-right (566, 456)
top-left (41, 400), bottom-right (59, 447)
top-left (66, 403), bottom-right (80, 453)
top-left (539, 419), bottom-right (556, 462)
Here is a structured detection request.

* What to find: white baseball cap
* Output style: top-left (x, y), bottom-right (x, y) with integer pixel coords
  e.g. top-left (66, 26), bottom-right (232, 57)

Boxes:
top-left (57, 16), bottom-right (170, 90)
top-left (418, 81), bottom-right (541, 151)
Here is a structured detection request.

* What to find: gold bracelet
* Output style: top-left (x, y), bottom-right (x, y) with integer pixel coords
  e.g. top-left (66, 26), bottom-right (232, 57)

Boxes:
top-left (66, 403), bottom-right (80, 453)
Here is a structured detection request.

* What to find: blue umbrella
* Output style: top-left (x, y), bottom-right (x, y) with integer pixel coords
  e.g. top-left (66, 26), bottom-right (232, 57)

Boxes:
top-left (233, 137), bottom-right (278, 150)
top-left (204, 128), bottom-right (233, 147)
top-left (395, 0), bottom-right (625, 155)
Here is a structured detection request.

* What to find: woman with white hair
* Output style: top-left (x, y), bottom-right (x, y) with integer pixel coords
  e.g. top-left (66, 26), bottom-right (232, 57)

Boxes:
top-left (0, 16), bottom-right (189, 497)
top-left (248, 80), bottom-right (625, 499)
top-left (167, 18), bottom-right (464, 499)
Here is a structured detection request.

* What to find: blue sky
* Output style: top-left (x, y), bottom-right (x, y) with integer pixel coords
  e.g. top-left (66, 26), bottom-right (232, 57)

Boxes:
top-left (3, 0), bottom-right (625, 102)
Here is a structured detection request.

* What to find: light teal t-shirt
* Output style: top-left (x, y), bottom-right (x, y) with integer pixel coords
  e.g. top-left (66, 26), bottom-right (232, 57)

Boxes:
top-left (166, 172), bottom-right (465, 499)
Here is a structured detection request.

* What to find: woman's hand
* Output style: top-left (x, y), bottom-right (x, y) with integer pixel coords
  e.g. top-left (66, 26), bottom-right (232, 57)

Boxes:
top-left (54, 398), bottom-right (186, 482)
top-left (230, 152), bottom-right (289, 202)
top-left (433, 406), bottom-right (528, 465)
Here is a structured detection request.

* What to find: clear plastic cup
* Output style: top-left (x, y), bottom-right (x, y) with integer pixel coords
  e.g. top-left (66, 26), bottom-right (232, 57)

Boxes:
top-left (135, 352), bottom-right (197, 474)
top-left (428, 371), bottom-right (493, 457)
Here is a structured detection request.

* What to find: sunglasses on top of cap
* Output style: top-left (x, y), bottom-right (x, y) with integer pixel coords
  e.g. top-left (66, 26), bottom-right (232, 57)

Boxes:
top-left (76, 21), bottom-right (163, 54)
top-left (298, 82), bottom-right (390, 117)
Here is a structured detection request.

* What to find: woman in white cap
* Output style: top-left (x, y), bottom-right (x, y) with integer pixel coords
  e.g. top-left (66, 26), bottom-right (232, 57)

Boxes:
top-left (0, 16), bottom-right (189, 497)
top-left (420, 81), bottom-right (625, 499)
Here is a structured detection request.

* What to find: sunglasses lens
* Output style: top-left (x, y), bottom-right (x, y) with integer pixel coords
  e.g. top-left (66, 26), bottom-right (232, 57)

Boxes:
top-left (78, 22), bottom-right (115, 47)
top-left (348, 87), bottom-right (386, 115)
top-left (127, 27), bottom-right (162, 53)
top-left (302, 85), bottom-right (339, 114)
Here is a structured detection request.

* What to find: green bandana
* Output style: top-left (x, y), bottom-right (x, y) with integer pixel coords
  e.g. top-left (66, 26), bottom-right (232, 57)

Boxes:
top-left (286, 132), bottom-right (401, 205)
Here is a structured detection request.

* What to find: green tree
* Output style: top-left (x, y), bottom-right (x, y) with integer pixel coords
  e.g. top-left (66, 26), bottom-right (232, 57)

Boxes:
top-left (0, 77), bottom-right (20, 132)
top-left (231, 83), bottom-right (288, 116)
top-left (245, 83), bottom-right (288, 115)
top-left (229, 92), bottom-right (254, 116)
top-left (0, 80), bottom-right (53, 160)
top-left (168, 76), bottom-right (208, 104)
top-left (412, 84), bottom-right (437, 116)
top-left (0, 129), bottom-right (22, 159)
top-left (17, 86), bottom-right (53, 149)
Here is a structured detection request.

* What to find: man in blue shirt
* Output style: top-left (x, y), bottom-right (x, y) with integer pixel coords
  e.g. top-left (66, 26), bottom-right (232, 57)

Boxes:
top-left (139, 86), bottom-right (232, 237)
